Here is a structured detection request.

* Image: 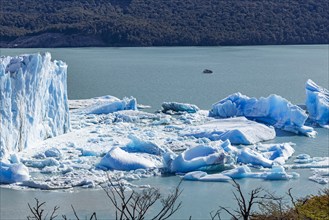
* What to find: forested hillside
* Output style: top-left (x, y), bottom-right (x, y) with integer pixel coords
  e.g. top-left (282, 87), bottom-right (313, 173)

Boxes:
top-left (1, 0), bottom-right (328, 47)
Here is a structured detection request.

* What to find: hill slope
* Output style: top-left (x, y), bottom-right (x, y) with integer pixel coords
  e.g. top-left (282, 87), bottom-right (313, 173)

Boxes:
top-left (1, 0), bottom-right (328, 47)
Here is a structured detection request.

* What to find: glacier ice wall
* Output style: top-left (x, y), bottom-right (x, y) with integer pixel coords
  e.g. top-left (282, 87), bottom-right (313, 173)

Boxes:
top-left (0, 53), bottom-right (70, 157)
top-left (209, 93), bottom-right (315, 136)
top-left (305, 79), bottom-right (329, 127)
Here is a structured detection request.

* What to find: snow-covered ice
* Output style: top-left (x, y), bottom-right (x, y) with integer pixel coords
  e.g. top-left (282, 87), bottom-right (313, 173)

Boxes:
top-left (181, 117), bottom-right (275, 145)
top-left (305, 79), bottom-right (329, 127)
top-left (209, 93), bottom-right (316, 137)
top-left (0, 53), bottom-right (70, 157)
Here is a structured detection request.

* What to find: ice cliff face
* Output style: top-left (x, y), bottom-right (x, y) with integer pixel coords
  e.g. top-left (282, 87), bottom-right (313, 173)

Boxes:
top-left (0, 53), bottom-right (70, 157)
top-left (305, 79), bottom-right (329, 127)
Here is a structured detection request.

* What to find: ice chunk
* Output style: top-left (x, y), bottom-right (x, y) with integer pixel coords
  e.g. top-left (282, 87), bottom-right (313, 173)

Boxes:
top-left (305, 79), bottom-right (329, 127)
top-left (221, 165), bottom-right (254, 179)
top-left (80, 97), bottom-right (137, 115)
top-left (181, 117), bottom-right (275, 145)
top-left (209, 93), bottom-right (315, 136)
top-left (184, 165), bottom-right (298, 182)
top-left (122, 135), bottom-right (171, 156)
top-left (98, 147), bottom-right (156, 171)
top-left (162, 102), bottom-right (199, 113)
top-left (260, 165), bottom-right (299, 180)
top-left (45, 148), bottom-right (62, 158)
top-left (256, 143), bottom-right (295, 165)
top-left (309, 168), bottom-right (329, 184)
top-left (237, 148), bottom-right (273, 168)
top-left (183, 171), bottom-right (231, 182)
top-left (0, 53), bottom-right (70, 157)
top-left (170, 141), bottom-right (229, 173)
top-left (0, 162), bottom-right (29, 183)
top-left (286, 157), bottom-right (329, 169)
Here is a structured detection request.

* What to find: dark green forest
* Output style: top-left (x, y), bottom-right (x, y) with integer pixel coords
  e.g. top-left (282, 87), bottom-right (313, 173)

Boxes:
top-left (0, 0), bottom-right (328, 47)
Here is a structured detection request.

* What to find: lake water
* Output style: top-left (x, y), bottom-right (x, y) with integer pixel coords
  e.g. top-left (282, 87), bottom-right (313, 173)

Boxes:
top-left (1, 45), bottom-right (328, 219)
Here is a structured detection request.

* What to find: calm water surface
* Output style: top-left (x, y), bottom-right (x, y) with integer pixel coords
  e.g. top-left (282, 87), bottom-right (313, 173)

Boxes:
top-left (1, 45), bottom-right (328, 219)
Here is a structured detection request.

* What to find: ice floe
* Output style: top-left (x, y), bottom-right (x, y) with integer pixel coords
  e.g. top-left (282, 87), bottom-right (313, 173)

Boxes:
top-left (305, 79), bottom-right (329, 127)
top-left (183, 165), bottom-right (299, 182)
top-left (209, 93), bottom-right (316, 137)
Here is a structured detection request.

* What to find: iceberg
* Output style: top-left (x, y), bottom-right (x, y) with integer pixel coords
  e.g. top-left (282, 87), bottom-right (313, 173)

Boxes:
top-left (169, 141), bottom-right (229, 173)
top-left (305, 79), bottom-right (329, 127)
top-left (0, 53), bottom-right (70, 157)
top-left (209, 93), bottom-right (315, 137)
top-left (181, 117), bottom-right (275, 145)
top-left (162, 102), bottom-right (199, 114)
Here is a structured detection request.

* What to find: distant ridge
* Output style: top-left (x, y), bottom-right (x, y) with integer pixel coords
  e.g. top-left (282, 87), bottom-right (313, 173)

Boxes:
top-left (1, 0), bottom-right (328, 47)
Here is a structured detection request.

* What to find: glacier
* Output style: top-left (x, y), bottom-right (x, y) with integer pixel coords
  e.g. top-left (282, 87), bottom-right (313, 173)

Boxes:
top-left (209, 93), bottom-right (316, 137)
top-left (0, 53), bottom-right (70, 157)
top-left (305, 79), bottom-right (329, 127)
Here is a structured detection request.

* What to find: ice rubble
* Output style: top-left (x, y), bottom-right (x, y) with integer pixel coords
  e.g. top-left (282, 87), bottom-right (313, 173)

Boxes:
top-left (0, 53), bottom-right (70, 157)
top-left (181, 117), bottom-right (275, 145)
top-left (209, 93), bottom-right (316, 137)
top-left (305, 79), bottom-right (329, 127)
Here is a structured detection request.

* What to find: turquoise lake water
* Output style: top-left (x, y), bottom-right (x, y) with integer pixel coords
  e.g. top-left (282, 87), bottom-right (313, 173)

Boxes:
top-left (0, 45), bottom-right (328, 219)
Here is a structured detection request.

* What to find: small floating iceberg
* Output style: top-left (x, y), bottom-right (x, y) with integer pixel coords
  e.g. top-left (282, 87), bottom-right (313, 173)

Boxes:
top-left (237, 143), bottom-right (295, 168)
top-left (209, 93), bottom-right (316, 137)
top-left (181, 117), bottom-right (275, 145)
top-left (183, 165), bottom-right (299, 182)
top-left (305, 79), bottom-right (329, 127)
